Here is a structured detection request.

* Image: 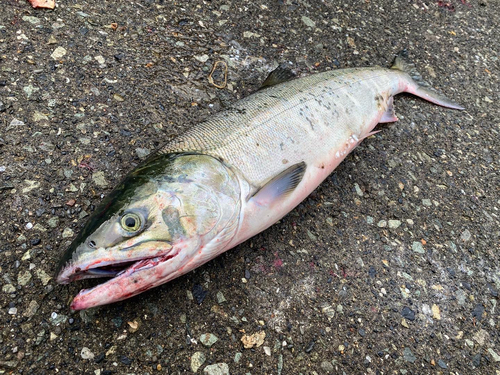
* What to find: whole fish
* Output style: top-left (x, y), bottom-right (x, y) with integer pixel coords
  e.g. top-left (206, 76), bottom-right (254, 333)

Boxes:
top-left (56, 52), bottom-right (463, 310)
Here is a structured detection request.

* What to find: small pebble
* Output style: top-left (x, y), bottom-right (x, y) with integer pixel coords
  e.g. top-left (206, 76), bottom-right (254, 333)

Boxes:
top-left (401, 306), bottom-right (415, 321)
top-left (112, 317), bottom-right (123, 328)
top-left (354, 183), bottom-right (363, 196)
top-left (10, 118), bottom-right (25, 127)
top-left (305, 339), bottom-right (316, 353)
top-left (66, 199), bottom-right (76, 207)
top-left (472, 353), bottom-right (481, 367)
top-left (472, 304), bottom-right (484, 320)
top-left (51, 46), bottom-right (67, 60)
top-left (487, 348), bottom-right (500, 362)
top-left (120, 356), bottom-right (132, 365)
top-left (200, 333), bottom-right (218, 347)
top-left (301, 15), bottom-right (316, 27)
top-left (2, 284), bottom-right (16, 293)
top-left (241, 331), bottom-right (265, 349)
top-left (194, 54), bottom-right (209, 63)
top-left (92, 171), bottom-right (109, 187)
top-left (191, 351), bottom-right (206, 372)
top-left (23, 15), bottom-right (41, 24)
top-left (403, 347), bottom-right (416, 363)
top-left (179, 313), bottom-right (186, 323)
top-left (18, 270), bottom-right (32, 286)
top-left (203, 363), bottom-right (229, 375)
top-left (473, 329), bottom-right (490, 346)
top-left (306, 229), bottom-right (317, 241)
top-left (216, 291), bottom-right (226, 304)
top-left (432, 304), bottom-right (441, 320)
top-left (388, 220), bottom-right (401, 229)
top-left (94, 55), bottom-right (105, 65)
top-left (81, 347), bottom-right (95, 360)
top-left (321, 361), bottom-right (334, 372)
top-left (412, 241), bottom-right (425, 254)
top-left (437, 359), bottom-right (447, 369)
top-left (62, 228), bottom-right (74, 238)
top-left (36, 269), bottom-right (52, 286)
top-left (22, 247), bottom-right (32, 260)
top-left (135, 148), bottom-right (150, 159)
top-left (192, 284), bottom-right (208, 304)
top-left (461, 229), bottom-right (472, 242)
top-left (48, 217), bottom-right (60, 228)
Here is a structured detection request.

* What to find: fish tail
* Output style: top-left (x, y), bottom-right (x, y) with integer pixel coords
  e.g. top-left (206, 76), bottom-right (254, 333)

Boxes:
top-left (391, 50), bottom-right (464, 110)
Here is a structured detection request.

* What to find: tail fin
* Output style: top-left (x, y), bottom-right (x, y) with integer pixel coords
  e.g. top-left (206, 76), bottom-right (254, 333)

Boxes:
top-left (391, 50), bottom-right (464, 110)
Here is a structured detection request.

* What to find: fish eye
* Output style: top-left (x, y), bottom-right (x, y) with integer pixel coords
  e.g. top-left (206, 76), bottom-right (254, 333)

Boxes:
top-left (120, 212), bottom-right (143, 234)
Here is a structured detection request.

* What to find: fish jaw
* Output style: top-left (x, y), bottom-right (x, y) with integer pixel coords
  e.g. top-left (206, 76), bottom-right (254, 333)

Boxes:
top-left (68, 216), bottom-right (241, 310)
top-left (69, 239), bottom-right (197, 310)
top-left (56, 237), bottom-right (174, 284)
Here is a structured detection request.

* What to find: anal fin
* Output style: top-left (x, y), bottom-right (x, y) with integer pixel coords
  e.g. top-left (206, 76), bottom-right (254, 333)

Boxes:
top-left (249, 162), bottom-right (306, 207)
top-left (379, 97), bottom-right (399, 123)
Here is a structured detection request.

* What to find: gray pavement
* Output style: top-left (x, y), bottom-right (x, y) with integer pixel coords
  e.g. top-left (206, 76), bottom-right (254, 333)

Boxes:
top-left (0, 0), bottom-right (499, 374)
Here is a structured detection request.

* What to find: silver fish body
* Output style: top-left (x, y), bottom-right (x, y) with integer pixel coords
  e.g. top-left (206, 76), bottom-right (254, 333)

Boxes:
top-left (56, 53), bottom-right (463, 310)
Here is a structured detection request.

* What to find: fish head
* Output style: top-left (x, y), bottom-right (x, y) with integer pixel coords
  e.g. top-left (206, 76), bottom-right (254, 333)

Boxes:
top-left (56, 154), bottom-right (240, 310)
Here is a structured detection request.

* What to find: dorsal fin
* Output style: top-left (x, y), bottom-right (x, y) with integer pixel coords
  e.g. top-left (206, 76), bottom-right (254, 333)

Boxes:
top-left (259, 64), bottom-right (296, 90)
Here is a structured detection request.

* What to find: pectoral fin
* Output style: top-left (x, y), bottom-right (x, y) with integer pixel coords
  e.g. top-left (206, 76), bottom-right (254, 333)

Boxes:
top-left (249, 162), bottom-right (306, 206)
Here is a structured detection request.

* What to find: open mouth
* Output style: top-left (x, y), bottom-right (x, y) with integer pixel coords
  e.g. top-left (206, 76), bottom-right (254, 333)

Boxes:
top-left (58, 249), bottom-right (180, 284)
top-left (57, 248), bottom-right (183, 311)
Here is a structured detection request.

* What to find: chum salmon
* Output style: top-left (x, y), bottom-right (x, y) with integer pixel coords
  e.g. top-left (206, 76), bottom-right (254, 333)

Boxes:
top-left (56, 52), bottom-right (463, 310)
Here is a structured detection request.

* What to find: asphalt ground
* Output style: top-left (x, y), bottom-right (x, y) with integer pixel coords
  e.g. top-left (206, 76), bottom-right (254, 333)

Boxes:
top-left (0, 0), bottom-right (499, 374)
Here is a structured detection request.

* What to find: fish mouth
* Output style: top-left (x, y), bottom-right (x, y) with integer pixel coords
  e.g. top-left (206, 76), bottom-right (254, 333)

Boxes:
top-left (56, 242), bottom-right (181, 310)
top-left (57, 250), bottom-right (178, 283)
